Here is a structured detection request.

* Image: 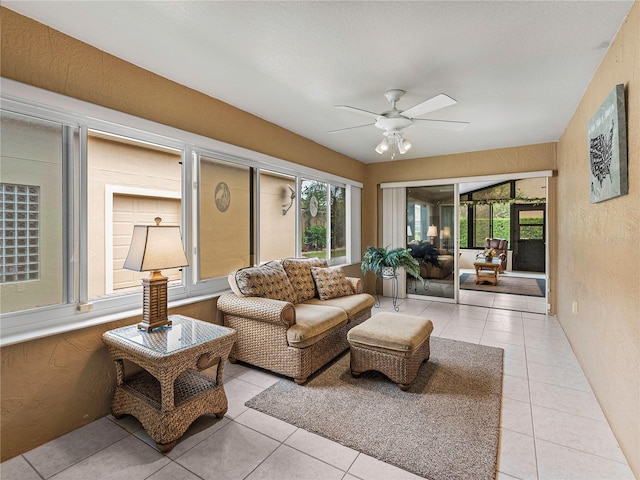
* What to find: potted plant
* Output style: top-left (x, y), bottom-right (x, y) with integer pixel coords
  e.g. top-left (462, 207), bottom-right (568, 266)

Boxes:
top-left (361, 245), bottom-right (423, 281)
top-left (482, 247), bottom-right (497, 262)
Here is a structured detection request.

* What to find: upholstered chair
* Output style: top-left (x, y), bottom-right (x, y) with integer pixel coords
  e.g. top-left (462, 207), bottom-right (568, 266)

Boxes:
top-left (485, 238), bottom-right (508, 272)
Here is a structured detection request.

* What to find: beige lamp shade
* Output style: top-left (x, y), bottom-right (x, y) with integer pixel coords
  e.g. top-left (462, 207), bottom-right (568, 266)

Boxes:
top-left (123, 218), bottom-right (188, 332)
top-left (427, 225), bottom-right (438, 237)
top-left (124, 222), bottom-right (189, 272)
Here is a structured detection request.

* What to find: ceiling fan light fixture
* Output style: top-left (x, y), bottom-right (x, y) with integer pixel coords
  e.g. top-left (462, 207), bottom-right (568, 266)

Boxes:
top-left (375, 138), bottom-right (389, 154)
top-left (332, 89), bottom-right (468, 158)
top-left (400, 138), bottom-right (411, 154)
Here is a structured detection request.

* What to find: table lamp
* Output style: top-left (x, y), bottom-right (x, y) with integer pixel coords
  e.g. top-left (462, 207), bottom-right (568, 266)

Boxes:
top-left (443, 226), bottom-right (451, 250)
top-left (123, 217), bottom-right (189, 332)
top-left (427, 225), bottom-right (438, 244)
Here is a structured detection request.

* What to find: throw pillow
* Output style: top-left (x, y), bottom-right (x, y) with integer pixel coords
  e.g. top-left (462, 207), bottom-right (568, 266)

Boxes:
top-left (233, 261), bottom-right (297, 303)
top-left (281, 257), bottom-right (328, 303)
top-left (310, 266), bottom-right (353, 301)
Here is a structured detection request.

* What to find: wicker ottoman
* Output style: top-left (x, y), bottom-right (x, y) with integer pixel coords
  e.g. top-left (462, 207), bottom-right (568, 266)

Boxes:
top-left (347, 313), bottom-right (433, 391)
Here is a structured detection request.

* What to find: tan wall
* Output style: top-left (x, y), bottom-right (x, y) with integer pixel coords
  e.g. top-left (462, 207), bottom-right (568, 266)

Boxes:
top-left (0, 8), bottom-right (365, 462)
top-left (0, 299), bottom-right (219, 461)
top-left (556, 2), bottom-right (639, 476)
top-left (362, 143), bottom-right (558, 302)
top-left (0, 8), bottom-right (365, 184)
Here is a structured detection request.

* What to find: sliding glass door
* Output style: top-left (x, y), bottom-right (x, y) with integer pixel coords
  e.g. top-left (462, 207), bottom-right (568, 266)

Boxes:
top-left (382, 171), bottom-right (551, 311)
top-left (406, 185), bottom-right (456, 300)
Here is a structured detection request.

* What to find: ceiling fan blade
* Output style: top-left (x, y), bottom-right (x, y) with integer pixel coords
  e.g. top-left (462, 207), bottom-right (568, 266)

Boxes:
top-left (401, 93), bottom-right (458, 119)
top-left (335, 105), bottom-right (381, 119)
top-left (412, 118), bottom-right (470, 131)
top-left (326, 123), bottom-right (374, 134)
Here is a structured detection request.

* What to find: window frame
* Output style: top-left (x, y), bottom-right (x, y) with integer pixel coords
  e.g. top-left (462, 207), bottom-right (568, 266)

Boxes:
top-left (459, 180), bottom-right (543, 249)
top-left (1, 80), bottom-right (362, 346)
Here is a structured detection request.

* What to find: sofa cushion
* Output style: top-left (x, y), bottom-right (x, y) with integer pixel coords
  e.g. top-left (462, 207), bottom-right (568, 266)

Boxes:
top-left (310, 266), bottom-right (353, 300)
top-left (286, 304), bottom-right (347, 348)
top-left (232, 261), bottom-right (297, 303)
top-left (281, 257), bottom-right (328, 303)
top-left (438, 255), bottom-right (454, 266)
top-left (304, 293), bottom-right (375, 320)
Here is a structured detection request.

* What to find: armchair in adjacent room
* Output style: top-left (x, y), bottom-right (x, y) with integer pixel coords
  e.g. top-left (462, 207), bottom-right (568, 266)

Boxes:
top-left (483, 238), bottom-right (508, 272)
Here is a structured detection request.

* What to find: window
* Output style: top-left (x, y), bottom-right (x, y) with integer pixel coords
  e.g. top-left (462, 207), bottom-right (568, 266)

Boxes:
top-left (406, 187), bottom-right (434, 242)
top-left (405, 185), bottom-right (455, 300)
top-left (87, 130), bottom-right (183, 299)
top-left (198, 155), bottom-right (251, 279)
top-left (518, 210), bottom-right (544, 240)
top-left (491, 202), bottom-right (511, 240)
top-left (301, 180), bottom-right (327, 258)
top-left (259, 171), bottom-right (296, 262)
top-left (0, 85), bottom-right (361, 345)
top-left (299, 180), bottom-right (346, 264)
top-left (473, 204), bottom-right (491, 247)
top-left (329, 185), bottom-right (346, 265)
top-left (458, 204), bottom-right (468, 248)
top-left (1, 183), bottom-right (40, 283)
top-left (460, 179), bottom-right (546, 248)
top-left (0, 111), bottom-right (65, 314)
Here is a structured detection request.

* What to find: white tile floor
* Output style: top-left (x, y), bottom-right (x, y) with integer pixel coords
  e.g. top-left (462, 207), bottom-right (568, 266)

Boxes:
top-left (459, 269), bottom-right (548, 315)
top-left (459, 289), bottom-right (547, 315)
top-left (1, 298), bottom-right (635, 480)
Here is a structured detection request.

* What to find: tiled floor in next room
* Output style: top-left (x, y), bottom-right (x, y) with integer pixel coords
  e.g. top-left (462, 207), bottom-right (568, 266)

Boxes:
top-left (2, 299), bottom-right (635, 480)
top-left (459, 289), bottom-right (547, 315)
top-left (459, 269), bottom-right (549, 315)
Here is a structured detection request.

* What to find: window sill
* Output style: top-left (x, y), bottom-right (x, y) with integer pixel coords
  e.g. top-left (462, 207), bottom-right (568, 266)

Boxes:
top-left (0, 291), bottom-right (229, 347)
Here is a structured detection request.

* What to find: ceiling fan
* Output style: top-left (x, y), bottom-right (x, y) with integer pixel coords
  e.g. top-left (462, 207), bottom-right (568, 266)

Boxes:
top-left (329, 89), bottom-right (469, 156)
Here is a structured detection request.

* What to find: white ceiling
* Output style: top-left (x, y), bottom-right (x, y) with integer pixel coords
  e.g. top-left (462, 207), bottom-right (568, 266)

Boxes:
top-left (4, 1), bottom-right (633, 164)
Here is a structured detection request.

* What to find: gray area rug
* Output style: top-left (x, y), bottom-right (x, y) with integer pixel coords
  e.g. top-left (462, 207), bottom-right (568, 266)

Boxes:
top-left (460, 273), bottom-right (545, 297)
top-left (245, 337), bottom-right (503, 480)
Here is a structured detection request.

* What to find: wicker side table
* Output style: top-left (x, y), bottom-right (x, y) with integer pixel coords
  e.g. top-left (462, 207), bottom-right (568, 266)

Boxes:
top-left (102, 315), bottom-right (236, 452)
top-left (473, 257), bottom-right (501, 286)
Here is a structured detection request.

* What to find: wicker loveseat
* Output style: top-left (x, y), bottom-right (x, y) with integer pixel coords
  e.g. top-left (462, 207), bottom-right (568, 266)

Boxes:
top-left (217, 258), bottom-right (375, 384)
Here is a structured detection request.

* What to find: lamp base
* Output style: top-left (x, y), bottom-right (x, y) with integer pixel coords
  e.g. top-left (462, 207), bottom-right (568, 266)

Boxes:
top-left (138, 317), bottom-right (172, 333)
top-left (138, 271), bottom-right (172, 332)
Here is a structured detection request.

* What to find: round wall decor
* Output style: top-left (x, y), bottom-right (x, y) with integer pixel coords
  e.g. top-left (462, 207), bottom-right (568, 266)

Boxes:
top-left (215, 182), bottom-right (231, 212)
top-left (309, 195), bottom-right (318, 217)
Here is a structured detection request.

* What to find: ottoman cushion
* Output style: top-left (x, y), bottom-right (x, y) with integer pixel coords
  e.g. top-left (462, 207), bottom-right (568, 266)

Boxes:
top-left (347, 313), bottom-right (433, 353)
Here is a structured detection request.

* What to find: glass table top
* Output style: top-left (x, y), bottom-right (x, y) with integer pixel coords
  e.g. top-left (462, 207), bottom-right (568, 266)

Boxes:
top-left (473, 257), bottom-right (501, 266)
top-left (107, 315), bottom-right (233, 354)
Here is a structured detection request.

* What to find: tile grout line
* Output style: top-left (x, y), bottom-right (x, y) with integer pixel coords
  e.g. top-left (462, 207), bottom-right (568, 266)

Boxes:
top-left (18, 455), bottom-right (44, 480)
top-left (522, 316), bottom-right (541, 480)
